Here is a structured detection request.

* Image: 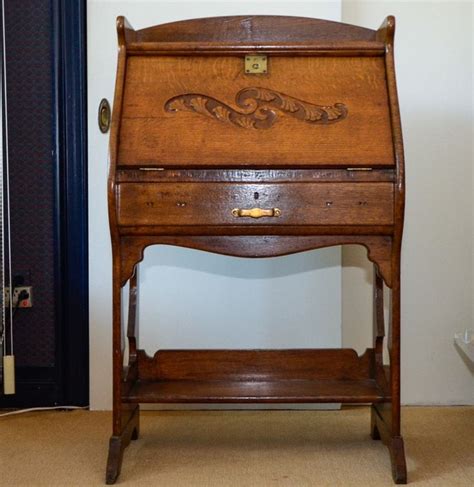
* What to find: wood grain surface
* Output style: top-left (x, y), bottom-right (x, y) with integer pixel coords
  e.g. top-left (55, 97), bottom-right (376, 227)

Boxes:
top-left (117, 182), bottom-right (394, 226)
top-left (125, 15), bottom-right (379, 45)
top-left (136, 349), bottom-right (375, 382)
top-left (126, 379), bottom-right (385, 404)
top-left (118, 56), bottom-right (393, 167)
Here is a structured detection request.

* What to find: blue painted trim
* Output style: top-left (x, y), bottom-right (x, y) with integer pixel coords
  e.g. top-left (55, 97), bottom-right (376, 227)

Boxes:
top-left (52, 0), bottom-right (89, 406)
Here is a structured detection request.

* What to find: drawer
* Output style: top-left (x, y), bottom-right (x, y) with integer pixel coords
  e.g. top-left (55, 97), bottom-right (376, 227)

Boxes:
top-left (117, 182), bottom-right (394, 227)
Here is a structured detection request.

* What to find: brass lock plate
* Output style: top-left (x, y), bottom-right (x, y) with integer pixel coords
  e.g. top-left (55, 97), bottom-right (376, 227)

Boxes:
top-left (245, 55), bottom-right (267, 74)
top-left (98, 98), bottom-right (111, 133)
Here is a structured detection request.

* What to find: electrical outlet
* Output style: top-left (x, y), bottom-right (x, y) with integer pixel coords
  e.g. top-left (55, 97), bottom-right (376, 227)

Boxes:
top-left (4, 286), bottom-right (33, 308)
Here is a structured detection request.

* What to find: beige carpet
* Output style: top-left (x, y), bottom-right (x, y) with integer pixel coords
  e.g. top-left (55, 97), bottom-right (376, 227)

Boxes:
top-left (0, 406), bottom-right (473, 486)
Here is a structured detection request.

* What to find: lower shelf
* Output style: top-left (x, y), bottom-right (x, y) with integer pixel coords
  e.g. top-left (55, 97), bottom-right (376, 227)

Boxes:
top-left (124, 379), bottom-right (387, 404)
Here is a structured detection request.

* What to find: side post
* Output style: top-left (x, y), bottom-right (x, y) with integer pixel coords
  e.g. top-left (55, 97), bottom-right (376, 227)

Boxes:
top-left (371, 252), bottom-right (407, 484)
top-left (105, 243), bottom-right (140, 484)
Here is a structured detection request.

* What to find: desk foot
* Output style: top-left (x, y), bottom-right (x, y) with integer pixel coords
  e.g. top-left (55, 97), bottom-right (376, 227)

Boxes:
top-left (389, 436), bottom-right (408, 484)
top-left (371, 405), bottom-right (407, 484)
top-left (105, 406), bottom-right (140, 484)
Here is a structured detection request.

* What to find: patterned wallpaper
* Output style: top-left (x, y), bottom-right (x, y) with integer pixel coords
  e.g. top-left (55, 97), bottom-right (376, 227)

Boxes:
top-left (4, 0), bottom-right (56, 366)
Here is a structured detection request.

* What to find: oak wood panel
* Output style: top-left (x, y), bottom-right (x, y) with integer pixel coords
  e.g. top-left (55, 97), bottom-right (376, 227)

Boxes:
top-left (125, 379), bottom-right (385, 404)
top-left (117, 168), bottom-right (396, 183)
top-left (119, 16), bottom-right (385, 55)
top-left (118, 56), bottom-right (394, 167)
top-left (126, 16), bottom-right (379, 45)
top-left (117, 225), bottom-right (394, 236)
top-left (118, 235), bottom-right (393, 289)
top-left (136, 349), bottom-right (375, 381)
top-left (127, 44), bottom-right (386, 57)
top-left (117, 182), bottom-right (394, 226)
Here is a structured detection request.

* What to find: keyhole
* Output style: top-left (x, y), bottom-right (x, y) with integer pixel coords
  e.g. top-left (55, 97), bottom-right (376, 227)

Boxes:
top-left (254, 192), bottom-right (259, 200)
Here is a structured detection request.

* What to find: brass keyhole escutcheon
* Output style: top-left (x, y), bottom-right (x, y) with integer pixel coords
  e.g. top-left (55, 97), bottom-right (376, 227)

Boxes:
top-left (98, 98), bottom-right (111, 133)
top-left (245, 55), bottom-right (268, 74)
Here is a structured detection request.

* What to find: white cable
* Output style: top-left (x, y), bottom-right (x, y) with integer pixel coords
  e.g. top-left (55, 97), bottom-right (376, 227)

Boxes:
top-left (0, 405), bottom-right (89, 418)
top-left (0, 0), bottom-right (7, 355)
top-left (1, 0), bottom-right (13, 356)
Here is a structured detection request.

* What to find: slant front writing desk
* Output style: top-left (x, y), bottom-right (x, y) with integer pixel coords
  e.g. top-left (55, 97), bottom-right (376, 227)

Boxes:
top-left (106, 15), bottom-right (407, 484)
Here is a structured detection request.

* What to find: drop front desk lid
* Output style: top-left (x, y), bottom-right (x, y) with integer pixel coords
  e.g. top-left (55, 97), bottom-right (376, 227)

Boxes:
top-left (112, 15), bottom-right (397, 168)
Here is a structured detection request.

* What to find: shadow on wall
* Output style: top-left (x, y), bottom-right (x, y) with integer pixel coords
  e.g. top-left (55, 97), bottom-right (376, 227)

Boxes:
top-left (341, 244), bottom-right (379, 355)
top-left (454, 343), bottom-right (474, 375)
top-left (142, 244), bottom-right (342, 280)
top-left (341, 244), bottom-right (373, 286)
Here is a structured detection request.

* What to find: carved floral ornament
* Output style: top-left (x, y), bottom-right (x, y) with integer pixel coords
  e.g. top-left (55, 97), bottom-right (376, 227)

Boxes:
top-left (164, 87), bottom-right (348, 129)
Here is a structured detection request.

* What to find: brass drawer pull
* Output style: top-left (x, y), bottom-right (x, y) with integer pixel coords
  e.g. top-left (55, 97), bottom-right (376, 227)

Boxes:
top-left (231, 207), bottom-right (281, 219)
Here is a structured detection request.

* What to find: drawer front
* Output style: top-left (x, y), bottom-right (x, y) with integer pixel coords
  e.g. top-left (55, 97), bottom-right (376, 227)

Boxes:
top-left (117, 183), bottom-right (394, 227)
top-left (118, 56), bottom-right (394, 168)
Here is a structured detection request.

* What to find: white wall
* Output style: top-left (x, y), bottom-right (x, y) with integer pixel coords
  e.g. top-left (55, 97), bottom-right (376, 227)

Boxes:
top-left (88, 1), bottom-right (343, 410)
top-left (341, 1), bottom-right (474, 404)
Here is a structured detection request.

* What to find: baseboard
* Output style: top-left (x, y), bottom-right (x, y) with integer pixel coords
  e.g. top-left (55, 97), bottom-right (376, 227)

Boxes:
top-left (0, 366), bottom-right (61, 408)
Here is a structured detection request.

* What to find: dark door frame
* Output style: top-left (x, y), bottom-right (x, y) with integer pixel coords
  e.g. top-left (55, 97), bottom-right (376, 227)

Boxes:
top-left (1, 0), bottom-right (88, 408)
top-left (52, 0), bottom-right (89, 406)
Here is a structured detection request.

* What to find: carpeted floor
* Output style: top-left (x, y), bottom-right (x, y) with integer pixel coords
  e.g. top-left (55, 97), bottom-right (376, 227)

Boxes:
top-left (0, 406), bottom-right (473, 486)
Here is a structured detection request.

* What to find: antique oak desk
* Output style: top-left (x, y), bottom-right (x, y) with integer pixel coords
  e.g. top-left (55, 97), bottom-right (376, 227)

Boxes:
top-left (106, 15), bottom-right (406, 484)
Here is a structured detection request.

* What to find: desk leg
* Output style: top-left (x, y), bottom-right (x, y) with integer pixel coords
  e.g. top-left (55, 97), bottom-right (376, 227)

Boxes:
top-left (371, 404), bottom-right (407, 484)
top-left (371, 260), bottom-right (407, 484)
top-left (106, 405), bottom-right (139, 484)
top-left (370, 268), bottom-right (385, 441)
top-left (106, 256), bottom-right (140, 484)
